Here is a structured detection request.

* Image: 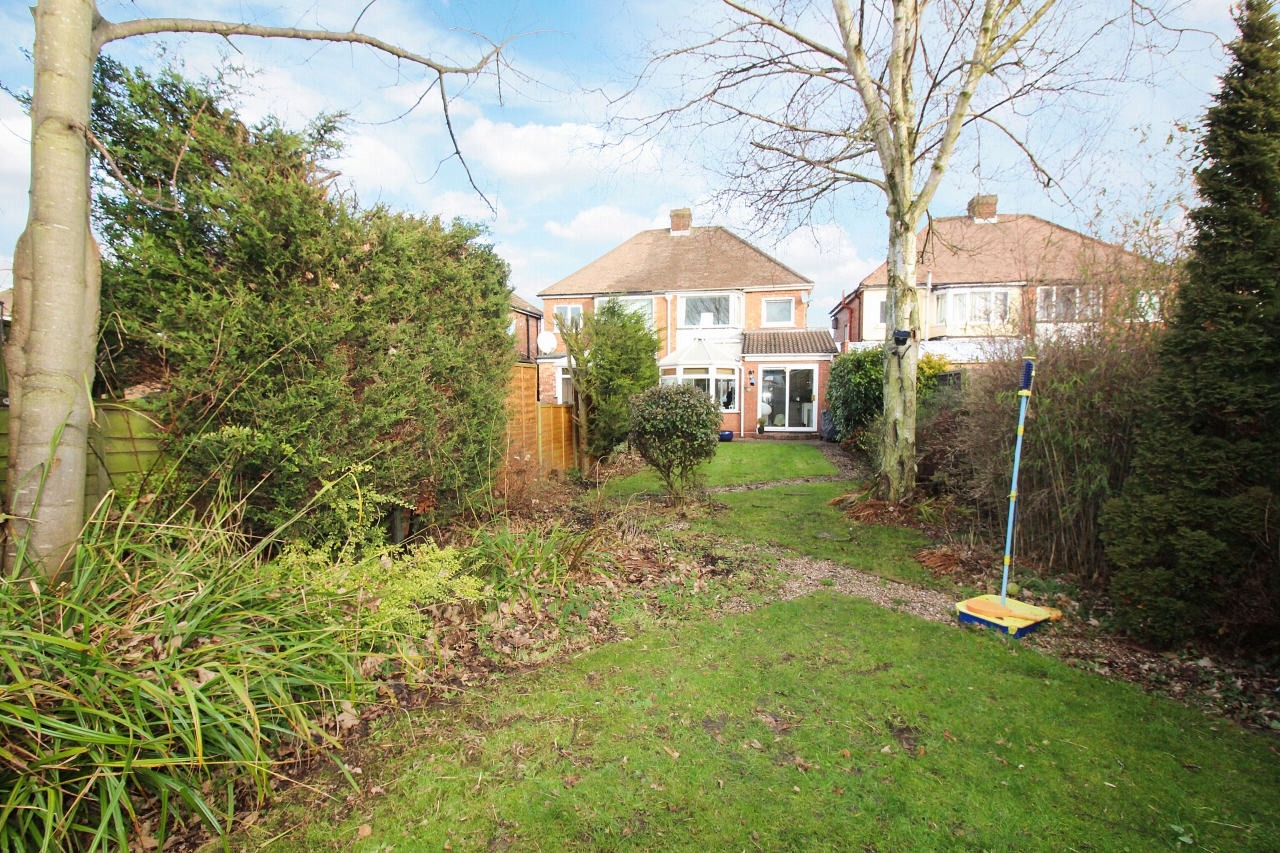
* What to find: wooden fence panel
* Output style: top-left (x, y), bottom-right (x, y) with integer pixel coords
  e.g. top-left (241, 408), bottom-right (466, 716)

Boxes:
top-left (0, 404), bottom-right (164, 517)
top-left (538, 404), bottom-right (575, 473)
top-left (506, 363), bottom-right (539, 469)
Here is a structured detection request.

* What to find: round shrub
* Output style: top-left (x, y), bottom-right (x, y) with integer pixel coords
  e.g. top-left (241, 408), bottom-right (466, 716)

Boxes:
top-left (629, 384), bottom-right (722, 500)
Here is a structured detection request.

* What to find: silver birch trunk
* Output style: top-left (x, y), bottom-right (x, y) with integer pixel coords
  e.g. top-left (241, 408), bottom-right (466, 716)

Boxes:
top-left (6, 0), bottom-right (100, 576)
top-left (879, 214), bottom-right (920, 501)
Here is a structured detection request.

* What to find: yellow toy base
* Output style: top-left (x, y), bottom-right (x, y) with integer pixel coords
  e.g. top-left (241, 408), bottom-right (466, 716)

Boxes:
top-left (956, 594), bottom-right (1063, 638)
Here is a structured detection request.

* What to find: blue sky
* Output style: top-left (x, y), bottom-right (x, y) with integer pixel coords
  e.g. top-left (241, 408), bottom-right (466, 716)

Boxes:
top-left (0, 0), bottom-right (1237, 319)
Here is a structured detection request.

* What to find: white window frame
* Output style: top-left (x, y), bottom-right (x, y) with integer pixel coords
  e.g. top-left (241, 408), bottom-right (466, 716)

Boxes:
top-left (678, 293), bottom-right (740, 329)
top-left (755, 362), bottom-right (820, 431)
top-left (761, 297), bottom-right (796, 327)
top-left (553, 304), bottom-right (582, 332)
top-left (1036, 285), bottom-right (1100, 324)
top-left (595, 295), bottom-right (655, 327)
top-left (659, 365), bottom-right (739, 412)
top-left (876, 298), bottom-right (889, 326)
top-left (937, 287), bottom-right (1010, 326)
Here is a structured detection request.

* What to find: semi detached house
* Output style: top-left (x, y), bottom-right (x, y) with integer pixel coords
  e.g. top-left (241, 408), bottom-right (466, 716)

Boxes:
top-left (538, 209), bottom-right (837, 438)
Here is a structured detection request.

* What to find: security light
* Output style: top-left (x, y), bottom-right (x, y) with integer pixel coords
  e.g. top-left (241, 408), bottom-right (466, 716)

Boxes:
top-left (892, 329), bottom-right (911, 347)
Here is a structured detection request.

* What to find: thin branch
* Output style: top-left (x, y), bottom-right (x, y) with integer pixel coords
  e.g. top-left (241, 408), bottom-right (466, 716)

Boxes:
top-left (77, 122), bottom-right (180, 213)
top-left (93, 17), bottom-right (512, 77)
top-left (438, 73), bottom-right (494, 215)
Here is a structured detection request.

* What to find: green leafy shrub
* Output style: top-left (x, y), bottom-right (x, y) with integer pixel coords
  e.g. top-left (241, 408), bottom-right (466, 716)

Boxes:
top-left (1103, 0), bottom-right (1280, 648)
top-left (91, 58), bottom-right (513, 540)
top-left (629, 384), bottom-right (721, 501)
top-left (828, 348), bottom-right (949, 441)
top-left (270, 540), bottom-right (485, 637)
top-left (0, 509), bottom-right (358, 852)
top-left (560, 299), bottom-right (660, 459)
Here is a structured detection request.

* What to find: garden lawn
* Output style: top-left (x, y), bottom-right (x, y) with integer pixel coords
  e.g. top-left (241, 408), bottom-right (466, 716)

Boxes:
top-left (605, 441), bottom-right (838, 498)
top-left (261, 593), bottom-right (1280, 852)
top-left (689, 480), bottom-right (936, 587)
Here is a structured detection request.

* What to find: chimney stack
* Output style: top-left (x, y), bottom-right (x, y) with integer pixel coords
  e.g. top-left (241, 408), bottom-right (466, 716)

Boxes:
top-left (967, 194), bottom-right (998, 222)
top-left (670, 207), bottom-right (692, 235)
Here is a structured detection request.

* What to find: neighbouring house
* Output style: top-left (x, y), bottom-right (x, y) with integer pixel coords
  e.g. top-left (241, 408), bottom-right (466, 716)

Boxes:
top-left (509, 292), bottom-right (543, 363)
top-left (538, 209), bottom-right (837, 437)
top-left (831, 195), bottom-right (1152, 363)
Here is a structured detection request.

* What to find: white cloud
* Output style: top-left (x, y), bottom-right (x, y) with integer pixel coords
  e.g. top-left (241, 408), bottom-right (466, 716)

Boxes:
top-left (460, 117), bottom-right (662, 189)
top-left (0, 97), bottom-right (29, 249)
top-left (771, 223), bottom-right (879, 325)
top-left (544, 205), bottom-right (656, 241)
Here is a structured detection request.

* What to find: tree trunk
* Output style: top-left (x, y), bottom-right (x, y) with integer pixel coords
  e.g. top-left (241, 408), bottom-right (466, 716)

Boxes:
top-left (5, 0), bottom-right (101, 576)
top-left (878, 212), bottom-right (920, 502)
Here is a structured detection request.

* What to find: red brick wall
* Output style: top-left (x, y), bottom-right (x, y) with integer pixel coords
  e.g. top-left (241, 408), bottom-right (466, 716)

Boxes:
top-left (537, 361), bottom-right (559, 404)
top-left (510, 310), bottom-right (540, 362)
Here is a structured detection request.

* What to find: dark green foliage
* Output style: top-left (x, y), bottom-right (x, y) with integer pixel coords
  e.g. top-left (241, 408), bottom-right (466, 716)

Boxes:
top-left (588, 300), bottom-right (661, 456)
top-left (562, 300), bottom-right (660, 459)
top-left (827, 348), bottom-right (949, 440)
top-left (91, 59), bottom-right (513, 538)
top-left (1103, 0), bottom-right (1280, 647)
top-left (628, 383), bottom-right (721, 499)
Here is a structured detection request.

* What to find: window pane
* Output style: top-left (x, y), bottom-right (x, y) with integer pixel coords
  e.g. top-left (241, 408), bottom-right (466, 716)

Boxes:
top-left (716, 378), bottom-right (737, 411)
top-left (685, 296), bottom-right (730, 325)
top-left (953, 293), bottom-right (967, 324)
top-left (764, 299), bottom-right (792, 323)
top-left (935, 293), bottom-right (947, 325)
top-left (992, 291), bottom-right (1009, 322)
top-left (717, 368), bottom-right (736, 376)
top-left (681, 377), bottom-right (711, 393)
top-left (616, 297), bottom-right (654, 325)
top-left (661, 367), bottom-right (677, 376)
top-left (683, 367), bottom-right (709, 375)
top-left (1055, 287), bottom-right (1078, 322)
top-left (878, 299), bottom-right (889, 324)
top-left (1036, 287), bottom-right (1053, 322)
top-left (971, 292), bottom-right (990, 323)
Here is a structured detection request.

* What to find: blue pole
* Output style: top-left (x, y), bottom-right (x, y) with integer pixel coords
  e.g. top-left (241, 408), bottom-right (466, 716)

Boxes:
top-left (1000, 358), bottom-right (1036, 606)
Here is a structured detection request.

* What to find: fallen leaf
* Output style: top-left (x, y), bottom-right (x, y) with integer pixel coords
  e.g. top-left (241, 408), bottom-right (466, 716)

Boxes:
top-left (356, 825), bottom-right (372, 839)
top-left (663, 746), bottom-right (681, 760)
top-left (880, 745), bottom-right (893, 754)
top-left (750, 740), bottom-right (763, 750)
top-left (833, 787), bottom-right (845, 795)
top-left (792, 786), bottom-right (801, 793)
top-left (563, 775), bottom-right (581, 788)
top-left (842, 749), bottom-right (851, 758)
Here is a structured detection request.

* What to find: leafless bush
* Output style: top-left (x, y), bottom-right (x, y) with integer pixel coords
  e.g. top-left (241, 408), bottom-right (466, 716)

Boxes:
top-left (922, 265), bottom-right (1175, 589)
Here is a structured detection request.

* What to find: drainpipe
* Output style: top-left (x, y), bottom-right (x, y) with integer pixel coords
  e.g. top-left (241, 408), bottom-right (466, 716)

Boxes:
top-left (924, 272), bottom-right (933, 340)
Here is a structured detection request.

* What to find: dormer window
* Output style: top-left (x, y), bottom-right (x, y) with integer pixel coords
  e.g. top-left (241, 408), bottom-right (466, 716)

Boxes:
top-left (683, 295), bottom-right (731, 326)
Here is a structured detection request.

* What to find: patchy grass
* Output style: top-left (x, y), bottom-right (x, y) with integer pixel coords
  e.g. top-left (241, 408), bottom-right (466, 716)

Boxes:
top-left (689, 481), bottom-right (936, 587)
top-left (261, 593), bottom-right (1280, 852)
top-left (605, 441), bottom-right (838, 498)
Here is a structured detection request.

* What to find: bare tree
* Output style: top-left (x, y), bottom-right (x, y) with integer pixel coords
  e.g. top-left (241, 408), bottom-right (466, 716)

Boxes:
top-left (9, 0), bottom-right (511, 575)
top-left (623, 0), bottom-right (1169, 501)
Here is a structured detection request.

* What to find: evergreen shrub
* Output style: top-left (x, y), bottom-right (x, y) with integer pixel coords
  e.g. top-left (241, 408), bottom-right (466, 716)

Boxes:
top-left (1103, 0), bottom-right (1280, 648)
top-left (827, 348), bottom-right (949, 441)
top-left (629, 384), bottom-right (722, 500)
top-left (91, 59), bottom-right (512, 540)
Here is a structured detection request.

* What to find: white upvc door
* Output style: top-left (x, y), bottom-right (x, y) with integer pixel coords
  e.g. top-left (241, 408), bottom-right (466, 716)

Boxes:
top-left (758, 364), bottom-right (818, 430)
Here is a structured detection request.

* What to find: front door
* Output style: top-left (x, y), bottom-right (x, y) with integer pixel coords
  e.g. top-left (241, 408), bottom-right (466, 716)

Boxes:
top-left (760, 367), bottom-right (817, 430)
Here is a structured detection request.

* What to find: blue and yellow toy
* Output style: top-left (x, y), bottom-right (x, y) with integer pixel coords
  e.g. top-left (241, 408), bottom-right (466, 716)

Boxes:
top-left (956, 358), bottom-right (1061, 637)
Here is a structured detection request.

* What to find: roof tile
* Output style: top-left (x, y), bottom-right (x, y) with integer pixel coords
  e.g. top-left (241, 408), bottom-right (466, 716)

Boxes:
top-left (540, 226), bottom-right (811, 297)
top-left (742, 329), bottom-right (837, 356)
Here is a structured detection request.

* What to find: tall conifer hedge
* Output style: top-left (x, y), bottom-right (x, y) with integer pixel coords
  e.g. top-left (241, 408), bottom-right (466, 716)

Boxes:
top-left (1102, 0), bottom-right (1280, 647)
top-left (92, 59), bottom-right (513, 540)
